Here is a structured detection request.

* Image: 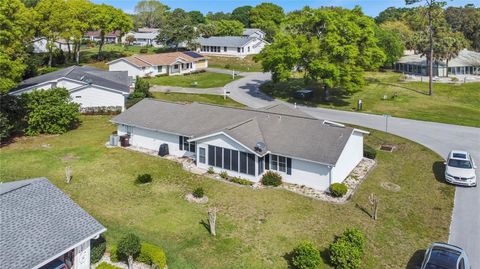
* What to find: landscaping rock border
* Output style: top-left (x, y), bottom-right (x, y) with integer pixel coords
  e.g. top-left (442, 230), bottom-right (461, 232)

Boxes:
top-left (184, 193), bottom-right (209, 204)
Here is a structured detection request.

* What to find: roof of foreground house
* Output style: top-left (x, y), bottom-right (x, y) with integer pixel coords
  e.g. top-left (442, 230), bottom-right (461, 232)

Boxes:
top-left (397, 49), bottom-right (480, 67)
top-left (197, 36), bottom-right (262, 47)
top-left (13, 66), bottom-right (131, 93)
top-left (0, 178), bottom-right (106, 269)
top-left (112, 99), bottom-right (365, 165)
top-left (108, 51), bottom-right (206, 67)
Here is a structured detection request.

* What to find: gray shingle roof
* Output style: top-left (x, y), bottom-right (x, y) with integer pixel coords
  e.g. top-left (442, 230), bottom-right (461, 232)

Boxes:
top-left (0, 178), bottom-right (106, 269)
top-left (14, 66), bottom-right (131, 93)
top-left (197, 36), bottom-right (257, 47)
top-left (397, 49), bottom-right (480, 67)
top-left (111, 99), bottom-right (356, 165)
top-left (242, 28), bottom-right (264, 36)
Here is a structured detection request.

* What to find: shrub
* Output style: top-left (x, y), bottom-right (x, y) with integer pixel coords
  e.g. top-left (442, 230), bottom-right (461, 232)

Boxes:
top-left (192, 187), bottom-right (204, 198)
top-left (451, 76), bottom-right (459, 82)
top-left (291, 240), bottom-right (322, 269)
top-left (230, 177), bottom-right (253, 186)
top-left (329, 183), bottom-right (348, 197)
top-left (219, 171), bottom-right (229, 179)
top-left (261, 171), bottom-right (282, 187)
top-left (207, 167), bottom-right (215, 174)
top-left (329, 228), bottom-right (366, 269)
top-left (139, 48), bottom-right (148, 53)
top-left (109, 245), bottom-right (122, 262)
top-left (90, 235), bottom-right (106, 264)
top-left (23, 88), bottom-right (81, 135)
top-left (96, 262), bottom-right (123, 269)
top-left (117, 233), bottom-right (141, 267)
top-left (363, 144), bottom-right (377, 159)
top-left (135, 174), bottom-right (152, 184)
top-left (137, 243), bottom-right (167, 269)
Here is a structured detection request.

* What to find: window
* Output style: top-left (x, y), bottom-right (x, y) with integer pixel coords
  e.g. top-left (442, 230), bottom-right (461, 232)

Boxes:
top-left (240, 152), bottom-right (247, 173)
top-left (224, 148), bottom-right (231, 170)
top-left (208, 145), bottom-right (215, 166)
top-left (247, 153), bottom-right (255, 175)
top-left (174, 64), bottom-right (179, 69)
top-left (75, 96), bottom-right (82, 98)
top-left (248, 46), bottom-right (250, 52)
top-left (231, 150), bottom-right (239, 171)
top-left (258, 157), bottom-right (264, 175)
top-left (241, 47), bottom-right (244, 53)
top-left (215, 146), bottom-right (223, 168)
top-left (287, 158), bottom-right (292, 175)
top-left (271, 154), bottom-right (278, 170)
top-left (179, 136), bottom-right (195, 152)
top-left (237, 47), bottom-right (241, 53)
top-left (279, 156), bottom-right (286, 172)
top-left (224, 46), bottom-right (227, 52)
top-left (265, 155), bottom-right (270, 170)
top-left (199, 148), bottom-right (206, 164)
top-left (158, 66), bottom-right (162, 72)
top-left (179, 136), bottom-right (183, 150)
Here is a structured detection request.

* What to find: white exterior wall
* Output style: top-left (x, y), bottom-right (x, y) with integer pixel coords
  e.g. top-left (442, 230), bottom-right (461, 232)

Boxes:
top-left (280, 158), bottom-right (332, 191)
top-left (331, 132), bottom-right (364, 183)
top-left (117, 125), bottom-right (189, 157)
top-left (73, 240), bottom-right (90, 269)
top-left (198, 38), bottom-right (268, 57)
top-left (71, 86), bottom-right (126, 110)
top-left (108, 60), bottom-right (145, 77)
top-left (56, 79), bottom-right (84, 89)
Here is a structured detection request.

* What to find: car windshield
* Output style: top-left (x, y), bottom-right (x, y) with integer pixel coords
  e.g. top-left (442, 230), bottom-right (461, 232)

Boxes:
top-left (425, 247), bottom-right (461, 269)
top-left (448, 159), bottom-right (472, 169)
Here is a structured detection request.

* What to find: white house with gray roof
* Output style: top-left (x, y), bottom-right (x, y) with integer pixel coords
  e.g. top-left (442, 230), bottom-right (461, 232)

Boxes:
top-left (394, 49), bottom-right (480, 77)
top-left (10, 66), bottom-right (132, 111)
top-left (111, 99), bottom-right (368, 191)
top-left (0, 178), bottom-right (106, 269)
top-left (196, 35), bottom-right (268, 57)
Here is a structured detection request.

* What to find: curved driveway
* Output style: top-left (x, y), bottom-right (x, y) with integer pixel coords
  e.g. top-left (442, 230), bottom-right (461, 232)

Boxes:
top-left (222, 70), bottom-right (480, 267)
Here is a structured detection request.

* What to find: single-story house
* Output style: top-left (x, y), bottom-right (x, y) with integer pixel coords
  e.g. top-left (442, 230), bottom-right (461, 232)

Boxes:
top-left (0, 178), bottom-right (106, 269)
top-left (196, 36), bottom-right (268, 57)
top-left (10, 66), bottom-right (132, 111)
top-left (394, 49), bottom-right (480, 76)
top-left (107, 51), bottom-right (208, 77)
top-left (31, 37), bottom-right (70, 53)
top-left (111, 99), bottom-right (368, 191)
top-left (84, 30), bottom-right (121, 44)
top-left (122, 28), bottom-right (161, 47)
top-left (242, 28), bottom-right (266, 39)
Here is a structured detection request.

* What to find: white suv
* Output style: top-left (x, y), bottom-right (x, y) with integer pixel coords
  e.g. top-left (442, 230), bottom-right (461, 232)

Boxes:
top-left (445, 150), bottom-right (477, 187)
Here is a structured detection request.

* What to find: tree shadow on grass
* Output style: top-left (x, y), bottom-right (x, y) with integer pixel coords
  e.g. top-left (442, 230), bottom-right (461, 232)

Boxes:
top-left (406, 249), bottom-right (425, 269)
top-left (355, 203), bottom-right (373, 219)
top-left (199, 219), bottom-right (210, 234)
top-left (282, 250), bottom-right (295, 269)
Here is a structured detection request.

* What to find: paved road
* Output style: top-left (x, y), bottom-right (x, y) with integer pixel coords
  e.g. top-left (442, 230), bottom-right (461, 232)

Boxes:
top-left (224, 71), bottom-right (480, 267)
top-left (150, 85), bottom-right (223, 95)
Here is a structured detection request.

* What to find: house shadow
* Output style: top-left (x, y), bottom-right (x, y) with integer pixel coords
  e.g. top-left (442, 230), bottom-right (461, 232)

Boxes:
top-left (406, 249), bottom-right (425, 269)
top-left (432, 161), bottom-right (446, 184)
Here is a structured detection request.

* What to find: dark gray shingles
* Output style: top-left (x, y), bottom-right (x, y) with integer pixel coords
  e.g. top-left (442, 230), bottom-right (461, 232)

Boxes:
top-left (112, 99), bottom-right (355, 165)
top-left (0, 178), bottom-right (106, 269)
top-left (197, 36), bottom-right (256, 47)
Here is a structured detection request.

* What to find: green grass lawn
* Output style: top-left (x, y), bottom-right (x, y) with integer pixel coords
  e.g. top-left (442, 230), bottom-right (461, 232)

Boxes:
top-left (146, 72), bottom-right (240, 88)
top-left (207, 55), bottom-right (263, 72)
top-left (261, 71), bottom-right (480, 127)
top-left (0, 116), bottom-right (454, 268)
top-left (152, 92), bottom-right (245, 108)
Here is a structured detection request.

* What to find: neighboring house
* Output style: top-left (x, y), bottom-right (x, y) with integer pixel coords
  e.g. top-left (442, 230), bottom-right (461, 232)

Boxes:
top-left (196, 36), bottom-right (268, 57)
top-left (10, 66), bottom-right (132, 111)
top-left (84, 30), bottom-right (121, 44)
top-left (242, 28), bottom-right (266, 39)
top-left (32, 37), bottom-right (70, 53)
top-left (122, 28), bottom-right (161, 47)
top-left (111, 99), bottom-right (368, 191)
top-left (0, 178), bottom-right (106, 269)
top-left (394, 49), bottom-right (480, 76)
top-left (107, 51), bottom-right (208, 77)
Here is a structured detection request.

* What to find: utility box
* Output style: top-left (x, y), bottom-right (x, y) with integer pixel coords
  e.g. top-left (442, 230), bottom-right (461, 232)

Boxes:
top-left (158, 143), bottom-right (169, 157)
top-left (109, 134), bottom-right (119, 146)
top-left (120, 135), bottom-right (130, 147)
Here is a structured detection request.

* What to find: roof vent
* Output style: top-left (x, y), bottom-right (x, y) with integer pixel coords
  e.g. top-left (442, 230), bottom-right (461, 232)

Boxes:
top-left (255, 142), bottom-right (266, 152)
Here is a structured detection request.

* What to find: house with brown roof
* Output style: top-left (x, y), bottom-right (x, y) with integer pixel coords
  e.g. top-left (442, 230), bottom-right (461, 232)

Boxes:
top-left (84, 30), bottom-right (121, 44)
top-left (107, 51), bottom-right (208, 77)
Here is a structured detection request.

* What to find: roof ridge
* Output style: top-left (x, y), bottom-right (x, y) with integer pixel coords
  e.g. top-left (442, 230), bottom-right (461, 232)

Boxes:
top-left (132, 55), bottom-right (154, 66)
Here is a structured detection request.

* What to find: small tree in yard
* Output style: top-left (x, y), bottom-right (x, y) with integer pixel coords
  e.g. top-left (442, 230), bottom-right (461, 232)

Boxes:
top-left (368, 193), bottom-right (379, 220)
top-left (22, 88), bottom-right (80, 136)
top-left (291, 240), bottom-right (322, 269)
top-left (208, 207), bottom-right (218, 236)
top-left (125, 35), bottom-right (135, 46)
top-left (117, 233), bottom-right (141, 269)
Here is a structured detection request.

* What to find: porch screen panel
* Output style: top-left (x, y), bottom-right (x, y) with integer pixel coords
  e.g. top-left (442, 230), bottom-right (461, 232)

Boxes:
top-left (258, 157), bottom-right (264, 175)
top-left (265, 154), bottom-right (270, 170)
top-left (247, 153), bottom-right (255, 176)
top-left (286, 158), bottom-right (292, 175)
top-left (215, 146), bottom-right (223, 168)
top-left (271, 154), bottom-right (278, 170)
top-left (224, 148), bottom-right (231, 170)
top-left (208, 145), bottom-right (215, 166)
top-left (240, 152), bottom-right (247, 173)
top-left (231, 150), bottom-right (239, 172)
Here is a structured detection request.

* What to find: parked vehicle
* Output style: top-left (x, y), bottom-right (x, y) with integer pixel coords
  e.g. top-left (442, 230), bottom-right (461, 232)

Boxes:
top-left (445, 150), bottom-right (477, 187)
top-left (421, 243), bottom-right (470, 269)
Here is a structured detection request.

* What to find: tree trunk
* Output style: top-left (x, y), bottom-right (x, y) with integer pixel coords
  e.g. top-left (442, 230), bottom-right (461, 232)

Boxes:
top-left (67, 41), bottom-right (71, 62)
top-left (127, 255), bottom-right (133, 269)
top-left (74, 42), bottom-right (80, 65)
top-left (428, 6), bottom-right (434, 96)
top-left (446, 59), bottom-right (449, 77)
top-left (324, 85), bottom-right (330, 102)
top-left (48, 46), bottom-right (53, 67)
top-left (98, 35), bottom-right (105, 60)
top-left (208, 207), bottom-right (217, 236)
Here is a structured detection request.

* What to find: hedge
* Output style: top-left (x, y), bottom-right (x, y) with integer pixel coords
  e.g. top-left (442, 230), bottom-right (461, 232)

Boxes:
top-left (90, 235), bottom-right (106, 264)
top-left (363, 144), bottom-right (377, 159)
top-left (137, 243), bottom-right (167, 269)
top-left (291, 240), bottom-right (322, 269)
top-left (96, 262), bottom-right (122, 269)
top-left (261, 171), bottom-right (282, 186)
top-left (329, 183), bottom-right (348, 197)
